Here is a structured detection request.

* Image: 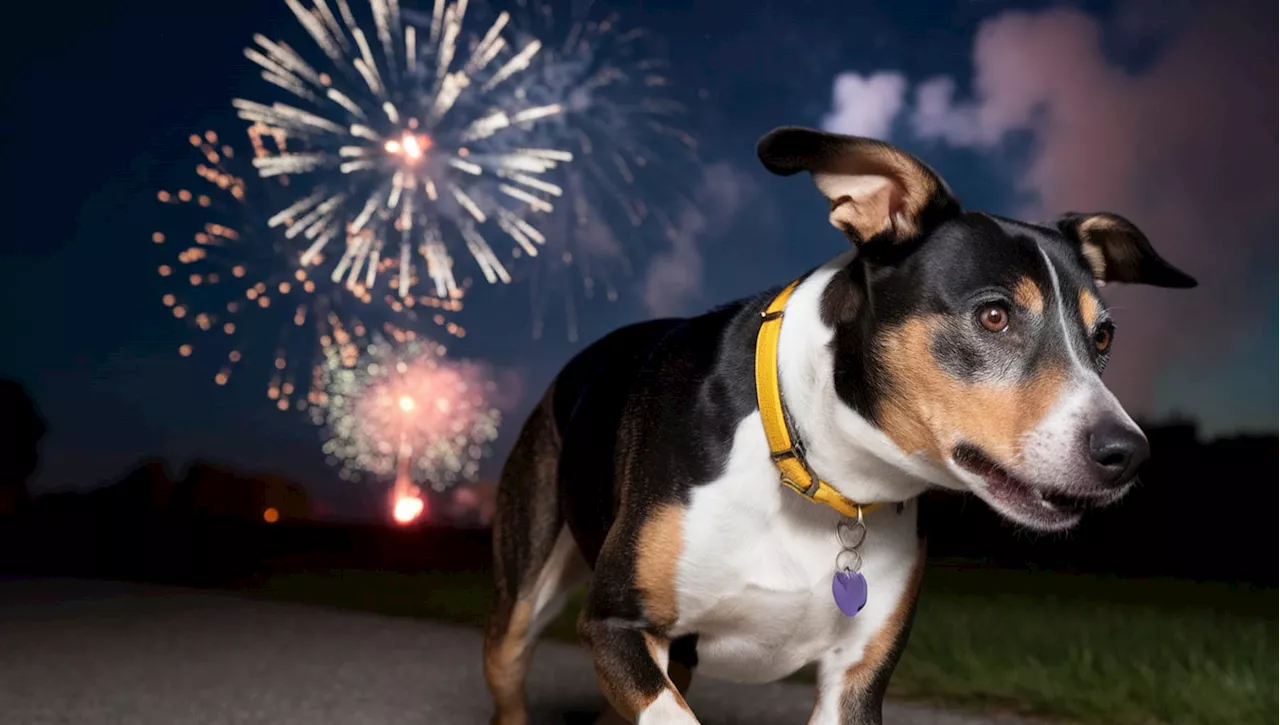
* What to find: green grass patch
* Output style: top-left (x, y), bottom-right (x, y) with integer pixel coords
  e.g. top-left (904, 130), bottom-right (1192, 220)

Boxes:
top-left (246, 563), bottom-right (1276, 725)
top-left (893, 563), bottom-right (1275, 725)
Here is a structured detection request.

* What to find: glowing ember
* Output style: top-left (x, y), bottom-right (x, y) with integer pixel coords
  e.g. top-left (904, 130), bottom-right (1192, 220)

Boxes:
top-left (393, 495), bottom-right (425, 524)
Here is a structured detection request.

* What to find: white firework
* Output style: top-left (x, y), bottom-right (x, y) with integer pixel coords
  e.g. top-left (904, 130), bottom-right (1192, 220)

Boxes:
top-left (231, 0), bottom-right (575, 302)
top-left (414, 0), bottom-right (705, 342)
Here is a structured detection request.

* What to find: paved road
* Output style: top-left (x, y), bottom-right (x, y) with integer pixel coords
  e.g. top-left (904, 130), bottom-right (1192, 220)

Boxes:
top-left (0, 578), bottom-right (1037, 725)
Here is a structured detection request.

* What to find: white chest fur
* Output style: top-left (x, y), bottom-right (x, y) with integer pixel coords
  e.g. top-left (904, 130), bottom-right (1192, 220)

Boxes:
top-left (670, 414), bottom-right (922, 684)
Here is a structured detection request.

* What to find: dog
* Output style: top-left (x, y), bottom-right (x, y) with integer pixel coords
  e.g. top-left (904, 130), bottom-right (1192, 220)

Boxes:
top-left (482, 126), bottom-right (1196, 725)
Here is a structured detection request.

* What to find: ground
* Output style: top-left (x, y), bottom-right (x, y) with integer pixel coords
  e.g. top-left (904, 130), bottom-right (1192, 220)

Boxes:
top-left (0, 577), bottom-right (1038, 725)
top-left (1, 567), bottom-right (1273, 725)
top-left (247, 564), bottom-right (1276, 725)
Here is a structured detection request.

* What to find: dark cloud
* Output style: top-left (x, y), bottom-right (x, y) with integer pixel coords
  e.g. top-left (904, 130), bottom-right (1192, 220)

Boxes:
top-left (642, 161), bottom-right (756, 317)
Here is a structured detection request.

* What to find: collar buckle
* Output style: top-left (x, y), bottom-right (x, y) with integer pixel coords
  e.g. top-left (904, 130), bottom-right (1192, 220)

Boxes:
top-left (780, 473), bottom-right (821, 499)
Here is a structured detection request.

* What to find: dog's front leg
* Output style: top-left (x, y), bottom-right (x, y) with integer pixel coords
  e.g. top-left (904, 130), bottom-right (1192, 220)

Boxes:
top-left (807, 626), bottom-right (916, 725)
top-left (578, 533), bottom-right (698, 725)
top-left (807, 544), bottom-right (927, 725)
top-left (806, 656), bottom-right (893, 725)
top-left (578, 605), bottom-right (697, 724)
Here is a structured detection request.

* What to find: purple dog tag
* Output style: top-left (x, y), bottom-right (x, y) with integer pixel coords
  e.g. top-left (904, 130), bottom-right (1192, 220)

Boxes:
top-left (832, 570), bottom-right (868, 617)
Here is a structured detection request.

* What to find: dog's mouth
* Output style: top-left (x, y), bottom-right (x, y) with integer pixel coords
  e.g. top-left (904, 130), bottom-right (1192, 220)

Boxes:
top-left (950, 443), bottom-right (1119, 532)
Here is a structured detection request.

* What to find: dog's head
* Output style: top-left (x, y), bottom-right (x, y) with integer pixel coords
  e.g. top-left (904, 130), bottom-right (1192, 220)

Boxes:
top-left (758, 126), bottom-right (1196, 532)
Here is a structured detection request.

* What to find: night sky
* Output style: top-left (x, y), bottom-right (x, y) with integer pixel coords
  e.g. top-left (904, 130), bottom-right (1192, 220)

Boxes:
top-left (1, 0), bottom-right (1274, 518)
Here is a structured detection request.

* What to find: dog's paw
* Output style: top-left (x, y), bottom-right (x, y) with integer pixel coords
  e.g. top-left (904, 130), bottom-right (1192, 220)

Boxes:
top-left (636, 691), bottom-right (701, 725)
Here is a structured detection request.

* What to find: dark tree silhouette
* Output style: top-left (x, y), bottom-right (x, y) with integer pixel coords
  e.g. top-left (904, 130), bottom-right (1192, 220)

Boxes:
top-left (0, 379), bottom-right (46, 517)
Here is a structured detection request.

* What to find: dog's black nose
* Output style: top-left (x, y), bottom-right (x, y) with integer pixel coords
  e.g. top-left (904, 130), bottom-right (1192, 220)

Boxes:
top-left (1087, 421), bottom-right (1149, 487)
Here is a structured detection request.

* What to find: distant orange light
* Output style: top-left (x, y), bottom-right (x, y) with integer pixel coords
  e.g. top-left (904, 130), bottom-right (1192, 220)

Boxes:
top-left (263, 507), bottom-right (279, 523)
top-left (393, 496), bottom-right (424, 524)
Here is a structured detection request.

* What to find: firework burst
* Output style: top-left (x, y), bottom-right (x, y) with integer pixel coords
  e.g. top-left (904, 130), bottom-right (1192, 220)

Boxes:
top-left (311, 324), bottom-right (502, 492)
top-left (154, 127), bottom-right (466, 412)
top-left (232, 0), bottom-right (577, 303)
top-left (471, 0), bottom-right (705, 341)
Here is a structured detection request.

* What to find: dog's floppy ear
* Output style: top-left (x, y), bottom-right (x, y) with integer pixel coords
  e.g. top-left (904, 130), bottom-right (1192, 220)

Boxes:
top-left (756, 126), bottom-right (960, 247)
top-left (1055, 212), bottom-right (1197, 288)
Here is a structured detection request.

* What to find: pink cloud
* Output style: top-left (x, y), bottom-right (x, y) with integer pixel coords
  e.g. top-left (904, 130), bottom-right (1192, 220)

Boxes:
top-left (821, 72), bottom-right (909, 138)
top-left (824, 0), bottom-right (1277, 417)
top-left (643, 162), bottom-right (755, 317)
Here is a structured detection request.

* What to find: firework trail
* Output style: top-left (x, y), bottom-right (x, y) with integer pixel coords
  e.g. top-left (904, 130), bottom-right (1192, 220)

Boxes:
top-left (154, 127), bottom-right (465, 412)
top-left (232, 0), bottom-right (577, 303)
top-left (310, 324), bottom-right (502, 494)
top-left (433, 0), bottom-right (706, 342)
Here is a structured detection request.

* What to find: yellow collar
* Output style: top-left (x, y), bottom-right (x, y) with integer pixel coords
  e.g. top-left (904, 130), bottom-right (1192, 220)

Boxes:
top-left (755, 279), bottom-right (881, 520)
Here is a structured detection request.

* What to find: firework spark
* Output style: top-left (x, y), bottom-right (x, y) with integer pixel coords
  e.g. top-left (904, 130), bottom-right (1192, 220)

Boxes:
top-left (233, 0), bottom-right (576, 303)
top-left (311, 325), bottom-right (501, 491)
top-left (454, 0), bottom-right (705, 342)
top-left (393, 491), bottom-right (426, 524)
top-left (154, 128), bottom-right (466, 411)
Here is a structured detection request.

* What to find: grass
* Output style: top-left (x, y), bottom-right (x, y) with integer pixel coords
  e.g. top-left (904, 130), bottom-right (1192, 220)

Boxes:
top-left (891, 564), bottom-right (1275, 725)
top-left (247, 562), bottom-right (1276, 725)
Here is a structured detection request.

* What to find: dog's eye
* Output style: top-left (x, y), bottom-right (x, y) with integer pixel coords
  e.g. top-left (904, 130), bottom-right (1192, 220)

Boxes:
top-left (977, 304), bottom-right (1009, 332)
top-left (1093, 326), bottom-right (1113, 353)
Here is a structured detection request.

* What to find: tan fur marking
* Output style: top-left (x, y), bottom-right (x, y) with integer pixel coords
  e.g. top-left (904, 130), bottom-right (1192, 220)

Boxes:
top-left (1079, 214), bottom-right (1114, 279)
top-left (1079, 289), bottom-right (1100, 330)
top-left (483, 599), bottom-right (534, 725)
top-left (842, 543), bottom-right (927, 693)
top-left (592, 633), bottom-right (690, 721)
top-left (1079, 241), bottom-right (1108, 281)
top-left (816, 143), bottom-right (935, 243)
top-left (875, 317), bottom-right (1066, 467)
top-left (634, 504), bottom-right (684, 628)
top-left (594, 666), bottom-right (649, 721)
top-left (828, 181), bottom-right (895, 242)
top-left (1078, 215), bottom-right (1140, 282)
top-left (581, 602), bottom-right (646, 720)
top-left (644, 632), bottom-right (694, 713)
top-left (864, 145), bottom-right (932, 236)
top-left (1012, 277), bottom-right (1044, 315)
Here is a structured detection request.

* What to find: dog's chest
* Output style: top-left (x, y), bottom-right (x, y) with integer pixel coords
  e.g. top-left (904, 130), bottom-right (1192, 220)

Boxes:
top-left (668, 416), bottom-right (921, 684)
top-left (672, 501), bottom-right (847, 683)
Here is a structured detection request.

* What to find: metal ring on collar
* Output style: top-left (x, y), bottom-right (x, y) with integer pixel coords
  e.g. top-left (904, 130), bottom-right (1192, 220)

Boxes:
top-left (835, 548), bottom-right (863, 573)
top-left (837, 519), bottom-right (867, 550)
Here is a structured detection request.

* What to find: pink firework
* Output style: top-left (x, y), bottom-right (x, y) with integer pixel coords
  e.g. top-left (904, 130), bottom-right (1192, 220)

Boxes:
top-left (313, 330), bottom-right (502, 491)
